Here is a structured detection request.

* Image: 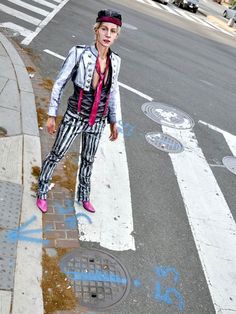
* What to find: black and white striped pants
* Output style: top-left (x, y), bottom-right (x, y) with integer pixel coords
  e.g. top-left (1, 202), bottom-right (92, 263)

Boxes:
top-left (38, 110), bottom-right (105, 201)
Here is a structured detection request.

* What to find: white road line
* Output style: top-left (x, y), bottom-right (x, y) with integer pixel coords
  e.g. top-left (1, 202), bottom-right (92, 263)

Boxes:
top-left (21, 0), bottom-right (71, 45)
top-left (175, 8), bottom-right (197, 22)
top-left (199, 120), bottom-right (236, 156)
top-left (31, 0), bottom-right (57, 9)
top-left (0, 3), bottom-right (41, 26)
top-left (206, 20), bottom-right (234, 36)
top-left (146, 0), bottom-right (163, 9)
top-left (136, 0), bottom-right (146, 3)
top-left (162, 4), bottom-right (179, 15)
top-left (0, 22), bottom-right (33, 37)
top-left (7, 0), bottom-right (49, 17)
top-left (43, 49), bottom-right (65, 60)
top-left (52, 0), bottom-right (62, 2)
top-left (118, 82), bottom-right (153, 101)
top-left (190, 15), bottom-right (216, 29)
top-left (163, 126), bottom-right (236, 313)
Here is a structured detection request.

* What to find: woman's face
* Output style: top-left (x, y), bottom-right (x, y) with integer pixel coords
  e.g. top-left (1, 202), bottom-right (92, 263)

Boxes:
top-left (96, 22), bottom-right (119, 48)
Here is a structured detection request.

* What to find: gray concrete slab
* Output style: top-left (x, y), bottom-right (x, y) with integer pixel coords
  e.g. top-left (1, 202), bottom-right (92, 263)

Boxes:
top-left (20, 91), bottom-right (39, 136)
top-left (0, 107), bottom-right (21, 136)
top-left (0, 136), bottom-right (23, 184)
top-left (0, 290), bottom-right (12, 314)
top-left (0, 43), bottom-right (7, 57)
top-left (0, 76), bottom-right (7, 93)
top-left (0, 56), bottom-right (15, 80)
top-left (12, 135), bottom-right (43, 314)
top-left (0, 79), bottom-right (20, 111)
top-left (0, 229), bottom-right (17, 290)
top-left (0, 180), bottom-right (22, 229)
top-left (14, 64), bottom-right (33, 94)
top-left (0, 33), bottom-right (25, 67)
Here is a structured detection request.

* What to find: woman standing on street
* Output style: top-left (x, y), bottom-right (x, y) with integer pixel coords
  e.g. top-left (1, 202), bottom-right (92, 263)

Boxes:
top-left (36, 9), bottom-right (122, 213)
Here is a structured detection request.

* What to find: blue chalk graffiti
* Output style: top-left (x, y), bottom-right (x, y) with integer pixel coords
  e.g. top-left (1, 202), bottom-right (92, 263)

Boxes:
top-left (65, 270), bottom-right (127, 285)
top-left (6, 215), bottom-right (50, 245)
top-left (54, 200), bottom-right (92, 228)
top-left (154, 266), bottom-right (185, 311)
top-left (117, 120), bottom-right (136, 138)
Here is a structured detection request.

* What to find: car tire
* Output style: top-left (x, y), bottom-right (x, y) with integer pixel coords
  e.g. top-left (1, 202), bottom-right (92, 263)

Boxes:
top-left (223, 10), bottom-right (227, 18)
top-left (193, 8), bottom-right (198, 13)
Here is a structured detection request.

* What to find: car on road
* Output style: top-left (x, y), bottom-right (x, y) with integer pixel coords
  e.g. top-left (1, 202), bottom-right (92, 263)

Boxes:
top-left (155, 0), bottom-right (169, 5)
top-left (173, 0), bottom-right (199, 13)
top-left (223, 5), bottom-right (236, 19)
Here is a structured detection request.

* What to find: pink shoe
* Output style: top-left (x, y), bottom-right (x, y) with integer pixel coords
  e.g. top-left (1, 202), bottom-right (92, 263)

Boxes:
top-left (82, 201), bottom-right (95, 213)
top-left (36, 198), bottom-right (48, 213)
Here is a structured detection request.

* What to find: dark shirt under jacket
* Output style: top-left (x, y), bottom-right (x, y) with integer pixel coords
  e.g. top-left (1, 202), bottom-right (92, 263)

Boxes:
top-left (67, 66), bottom-right (112, 121)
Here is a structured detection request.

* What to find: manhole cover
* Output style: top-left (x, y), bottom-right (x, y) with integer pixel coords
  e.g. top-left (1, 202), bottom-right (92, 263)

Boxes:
top-left (59, 248), bottom-right (130, 310)
top-left (141, 102), bottom-right (194, 129)
top-left (222, 156), bottom-right (236, 175)
top-left (0, 127), bottom-right (7, 137)
top-left (145, 132), bottom-right (184, 153)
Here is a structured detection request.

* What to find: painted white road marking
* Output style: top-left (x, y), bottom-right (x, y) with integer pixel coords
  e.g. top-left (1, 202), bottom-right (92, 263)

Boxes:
top-left (0, 3), bottom-right (41, 25)
top-left (21, 0), bottom-right (71, 45)
top-left (31, 0), bottom-right (57, 9)
top-left (0, 22), bottom-right (33, 37)
top-left (74, 107), bottom-right (136, 251)
top-left (43, 49), bottom-right (65, 60)
top-left (163, 126), bottom-right (236, 313)
top-left (7, 0), bottom-right (50, 17)
top-left (199, 120), bottom-right (236, 156)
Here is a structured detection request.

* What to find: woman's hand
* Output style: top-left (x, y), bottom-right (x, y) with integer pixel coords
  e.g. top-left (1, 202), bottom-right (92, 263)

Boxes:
top-left (47, 116), bottom-right (56, 134)
top-left (109, 123), bottom-right (118, 141)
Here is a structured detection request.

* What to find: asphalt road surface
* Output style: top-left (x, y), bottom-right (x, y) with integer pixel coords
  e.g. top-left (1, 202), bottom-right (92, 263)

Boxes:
top-left (2, 0), bottom-right (236, 312)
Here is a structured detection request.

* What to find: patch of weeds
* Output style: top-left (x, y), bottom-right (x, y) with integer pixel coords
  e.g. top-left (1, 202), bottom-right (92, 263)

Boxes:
top-left (36, 107), bottom-right (48, 128)
top-left (40, 78), bottom-right (54, 91)
top-left (42, 248), bottom-right (77, 314)
top-left (26, 66), bottom-right (36, 73)
top-left (32, 166), bottom-right (40, 178)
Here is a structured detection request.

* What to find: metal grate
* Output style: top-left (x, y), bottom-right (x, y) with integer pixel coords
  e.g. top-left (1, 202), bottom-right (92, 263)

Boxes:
top-left (59, 248), bottom-right (130, 310)
top-left (222, 156), bottom-right (236, 175)
top-left (145, 132), bottom-right (184, 153)
top-left (142, 102), bottom-right (194, 129)
top-left (0, 181), bottom-right (22, 229)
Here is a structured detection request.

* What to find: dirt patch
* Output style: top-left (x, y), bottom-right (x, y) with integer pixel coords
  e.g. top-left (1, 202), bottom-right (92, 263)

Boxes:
top-left (58, 155), bottom-right (78, 193)
top-left (37, 107), bottom-right (48, 128)
top-left (40, 78), bottom-right (54, 91)
top-left (42, 248), bottom-right (77, 314)
top-left (26, 66), bottom-right (36, 73)
top-left (32, 165), bottom-right (40, 178)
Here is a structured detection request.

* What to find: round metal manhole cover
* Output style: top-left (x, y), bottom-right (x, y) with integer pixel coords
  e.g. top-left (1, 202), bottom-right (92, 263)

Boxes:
top-left (141, 102), bottom-right (194, 129)
top-left (0, 127), bottom-right (7, 137)
top-left (222, 156), bottom-right (236, 175)
top-left (145, 132), bottom-right (184, 153)
top-left (59, 248), bottom-right (130, 311)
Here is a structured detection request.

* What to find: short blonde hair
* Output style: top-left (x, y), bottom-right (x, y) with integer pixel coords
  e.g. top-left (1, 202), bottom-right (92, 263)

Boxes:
top-left (93, 22), bottom-right (121, 40)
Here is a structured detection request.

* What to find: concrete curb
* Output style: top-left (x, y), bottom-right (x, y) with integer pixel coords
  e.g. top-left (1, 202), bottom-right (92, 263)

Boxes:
top-left (207, 15), bottom-right (236, 33)
top-left (0, 33), bottom-right (44, 314)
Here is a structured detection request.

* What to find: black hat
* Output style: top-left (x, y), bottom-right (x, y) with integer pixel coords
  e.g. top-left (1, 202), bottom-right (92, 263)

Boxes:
top-left (96, 9), bottom-right (122, 27)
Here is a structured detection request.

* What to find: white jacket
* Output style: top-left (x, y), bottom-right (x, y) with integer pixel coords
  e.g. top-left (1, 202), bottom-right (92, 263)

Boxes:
top-left (48, 44), bottom-right (121, 124)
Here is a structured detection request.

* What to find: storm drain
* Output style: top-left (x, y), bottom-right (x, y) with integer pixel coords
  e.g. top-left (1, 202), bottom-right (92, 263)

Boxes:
top-left (59, 248), bottom-right (130, 311)
top-left (141, 102), bottom-right (194, 129)
top-left (145, 132), bottom-right (184, 153)
top-left (222, 156), bottom-right (236, 175)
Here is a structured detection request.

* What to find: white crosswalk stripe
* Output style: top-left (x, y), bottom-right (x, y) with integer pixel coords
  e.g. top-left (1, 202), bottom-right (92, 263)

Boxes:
top-left (134, 0), bottom-right (234, 35)
top-left (8, 0), bottom-right (50, 17)
top-left (0, 0), bottom-right (70, 44)
top-left (31, 0), bottom-right (57, 9)
top-left (0, 3), bottom-right (41, 25)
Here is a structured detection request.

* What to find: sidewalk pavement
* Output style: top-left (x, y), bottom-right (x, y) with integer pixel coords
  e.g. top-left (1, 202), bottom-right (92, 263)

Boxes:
top-left (0, 32), bottom-right (44, 313)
